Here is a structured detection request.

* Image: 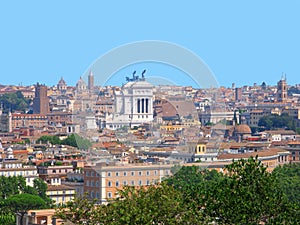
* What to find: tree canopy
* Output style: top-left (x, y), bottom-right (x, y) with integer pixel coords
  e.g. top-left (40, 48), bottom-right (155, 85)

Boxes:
top-left (0, 91), bottom-right (30, 113)
top-left (4, 194), bottom-right (46, 225)
top-left (258, 113), bottom-right (296, 130)
top-left (0, 176), bottom-right (51, 225)
top-left (56, 157), bottom-right (300, 224)
top-left (36, 134), bottom-right (91, 149)
top-left (273, 163), bottom-right (300, 205)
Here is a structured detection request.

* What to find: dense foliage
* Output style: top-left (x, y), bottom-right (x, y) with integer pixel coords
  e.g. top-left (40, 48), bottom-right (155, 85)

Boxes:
top-left (258, 113), bottom-right (296, 130)
top-left (0, 176), bottom-right (50, 225)
top-left (0, 91), bottom-right (30, 113)
top-left (273, 163), bottom-right (300, 205)
top-left (4, 194), bottom-right (46, 225)
top-left (56, 157), bottom-right (300, 224)
top-left (36, 133), bottom-right (92, 149)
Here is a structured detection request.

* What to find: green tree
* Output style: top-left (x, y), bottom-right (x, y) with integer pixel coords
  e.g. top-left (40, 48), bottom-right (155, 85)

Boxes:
top-left (273, 163), bottom-right (300, 205)
top-left (62, 134), bottom-right (91, 150)
top-left (0, 212), bottom-right (15, 225)
top-left (203, 157), bottom-right (296, 224)
top-left (56, 185), bottom-right (197, 225)
top-left (55, 158), bottom-right (299, 224)
top-left (99, 184), bottom-right (187, 225)
top-left (258, 116), bottom-right (273, 130)
top-left (258, 113), bottom-right (296, 131)
top-left (36, 135), bottom-right (61, 145)
top-left (4, 194), bottom-right (46, 225)
top-left (0, 91), bottom-right (30, 113)
top-left (33, 178), bottom-right (53, 206)
top-left (55, 193), bottom-right (98, 224)
top-left (0, 176), bottom-right (27, 200)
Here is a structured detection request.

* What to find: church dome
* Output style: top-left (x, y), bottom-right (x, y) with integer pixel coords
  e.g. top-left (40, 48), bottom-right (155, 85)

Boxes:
top-left (58, 77), bottom-right (66, 86)
top-left (76, 77), bottom-right (87, 92)
top-left (234, 124), bottom-right (251, 134)
top-left (57, 77), bottom-right (67, 91)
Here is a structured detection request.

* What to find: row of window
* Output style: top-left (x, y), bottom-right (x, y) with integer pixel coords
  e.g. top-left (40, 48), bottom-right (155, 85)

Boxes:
top-left (86, 180), bottom-right (99, 187)
top-left (0, 169), bottom-right (35, 175)
top-left (85, 171), bottom-right (99, 177)
top-left (49, 190), bottom-right (73, 195)
top-left (107, 170), bottom-right (157, 177)
top-left (52, 169), bottom-right (69, 173)
top-left (107, 179), bottom-right (155, 187)
top-left (85, 179), bottom-right (158, 188)
top-left (86, 170), bottom-right (160, 177)
top-left (87, 190), bottom-right (100, 199)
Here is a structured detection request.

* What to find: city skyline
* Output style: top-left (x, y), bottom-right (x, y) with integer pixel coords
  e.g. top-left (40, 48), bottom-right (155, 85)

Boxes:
top-left (0, 1), bottom-right (299, 87)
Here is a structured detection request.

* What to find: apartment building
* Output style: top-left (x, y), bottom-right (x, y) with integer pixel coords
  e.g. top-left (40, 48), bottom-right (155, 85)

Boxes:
top-left (11, 113), bottom-right (48, 129)
top-left (37, 164), bottom-right (74, 180)
top-left (0, 167), bottom-right (38, 186)
top-left (46, 177), bottom-right (75, 205)
top-left (84, 163), bottom-right (173, 203)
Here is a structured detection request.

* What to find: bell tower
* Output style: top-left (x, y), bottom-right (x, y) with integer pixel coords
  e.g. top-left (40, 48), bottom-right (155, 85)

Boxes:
top-left (277, 75), bottom-right (287, 102)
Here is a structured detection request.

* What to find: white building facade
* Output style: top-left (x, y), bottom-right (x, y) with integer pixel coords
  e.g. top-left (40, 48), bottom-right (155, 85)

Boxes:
top-left (105, 77), bottom-right (154, 129)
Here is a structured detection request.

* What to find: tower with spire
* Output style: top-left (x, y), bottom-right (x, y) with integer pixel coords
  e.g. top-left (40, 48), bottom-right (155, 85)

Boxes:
top-left (88, 70), bottom-right (94, 92)
top-left (277, 74), bottom-right (287, 103)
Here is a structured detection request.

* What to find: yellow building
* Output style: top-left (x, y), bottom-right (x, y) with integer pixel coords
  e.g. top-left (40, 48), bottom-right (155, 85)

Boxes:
top-left (84, 163), bottom-right (173, 203)
top-left (46, 177), bottom-right (75, 205)
top-left (195, 140), bottom-right (207, 154)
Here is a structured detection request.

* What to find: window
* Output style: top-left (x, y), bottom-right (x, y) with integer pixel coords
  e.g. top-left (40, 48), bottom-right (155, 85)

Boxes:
top-left (146, 171), bottom-right (150, 176)
top-left (131, 171), bottom-right (135, 176)
top-left (131, 180), bottom-right (135, 186)
top-left (154, 170), bottom-right (158, 175)
top-left (116, 181), bottom-right (119, 187)
top-left (86, 171), bottom-right (89, 176)
top-left (123, 171), bottom-right (127, 176)
top-left (146, 180), bottom-right (150, 185)
top-left (123, 180), bottom-right (127, 186)
top-left (86, 180), bottom-right (90, 187)
top-left (91, 171), bottom-right (94, 177)
top-left (108, 181), bottom-right (112, 187)
top-left (96, 181), bottom-right (99, 187)
top-left (138, 180), bottom-right (142, 185)
top-left (138, 171), bottom-right (142, 176)
top-left (107, 192), bottom-right (112, 198)
top-left (107, 172), bottom-right (111, 177)
top-left (116, 172), bottom-right (119, 177)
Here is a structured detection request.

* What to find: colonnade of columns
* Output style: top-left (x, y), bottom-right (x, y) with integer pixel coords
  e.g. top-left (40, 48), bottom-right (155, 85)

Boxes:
top-left (137, 98), bottom-right (149, 113)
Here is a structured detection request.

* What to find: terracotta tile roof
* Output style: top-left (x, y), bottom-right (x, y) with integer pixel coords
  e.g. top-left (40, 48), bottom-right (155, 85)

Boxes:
top-left (217, 148), bottom-right (289, 160)
top-left (264, 130), bottom-right (296, 135)
top-left (47, 184), bottom-right (75, 191)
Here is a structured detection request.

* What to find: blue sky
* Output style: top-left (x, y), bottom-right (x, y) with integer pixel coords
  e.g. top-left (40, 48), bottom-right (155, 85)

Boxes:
top-left (0, 1), bottom-right (299, 88)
